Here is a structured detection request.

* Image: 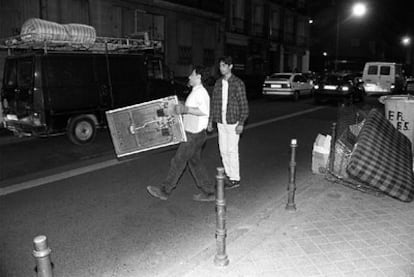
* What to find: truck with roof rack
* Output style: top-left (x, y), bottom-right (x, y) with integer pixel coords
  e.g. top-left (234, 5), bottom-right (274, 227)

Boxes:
top-left (0, 19), bottom-right (186, 145)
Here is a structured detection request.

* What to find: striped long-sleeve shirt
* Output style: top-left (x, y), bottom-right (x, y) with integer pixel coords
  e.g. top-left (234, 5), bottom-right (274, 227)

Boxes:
top-left (209, 74), bottom-right (249, 125)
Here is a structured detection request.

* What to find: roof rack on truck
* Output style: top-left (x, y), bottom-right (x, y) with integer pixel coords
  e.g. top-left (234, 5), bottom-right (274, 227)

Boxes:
top-left (0, 31), bottom-right (162, 55)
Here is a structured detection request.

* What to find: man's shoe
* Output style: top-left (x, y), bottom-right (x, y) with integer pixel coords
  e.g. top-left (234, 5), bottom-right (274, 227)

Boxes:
top-left (147, 185), bottom-right (169, 200)
top-left (225, 180), bottom-right (240, 190)
top-left (193, 192), bottom-right (215, 202)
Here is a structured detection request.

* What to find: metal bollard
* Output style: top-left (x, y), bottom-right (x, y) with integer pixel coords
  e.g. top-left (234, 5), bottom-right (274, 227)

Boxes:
top-left (286, 139), bottom-right (297, 211)
top-left (214, 167), bottom-right (229, 267)
top-left (33, 235), bottom-right (53, 277)
top-left (328, 122), bottom-right (337, 172)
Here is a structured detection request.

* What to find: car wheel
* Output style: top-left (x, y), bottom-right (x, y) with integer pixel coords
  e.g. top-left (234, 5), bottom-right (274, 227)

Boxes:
top-left (67, 115), bottom-right (97, 145)
top-left (293, 91), bottom-right (300, 101)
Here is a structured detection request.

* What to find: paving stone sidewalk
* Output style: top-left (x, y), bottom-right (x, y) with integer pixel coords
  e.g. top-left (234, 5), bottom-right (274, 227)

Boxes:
top-left (181, 175), bottom-right (414, 277)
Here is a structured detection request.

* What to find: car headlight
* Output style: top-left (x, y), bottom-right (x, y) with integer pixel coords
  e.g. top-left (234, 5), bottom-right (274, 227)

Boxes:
top-left (341, 86), bottom-right (349, 91)
top-left (314, 85), bottom-right (319, 89)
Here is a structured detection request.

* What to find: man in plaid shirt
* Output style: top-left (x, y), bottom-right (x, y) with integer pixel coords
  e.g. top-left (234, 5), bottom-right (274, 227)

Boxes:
top-left (208, 56), bottom-right (249, 189)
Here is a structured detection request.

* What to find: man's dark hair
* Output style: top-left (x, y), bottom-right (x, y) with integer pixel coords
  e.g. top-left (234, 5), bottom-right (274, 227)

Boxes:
top-left (193, 65), bottom-right (211, 85)
top-left (218, 56), bottom-right (233, 66)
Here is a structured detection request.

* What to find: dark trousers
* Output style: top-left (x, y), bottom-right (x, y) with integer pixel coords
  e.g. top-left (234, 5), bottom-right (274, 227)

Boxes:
top-left (162, 130), bottom-right (214, 194)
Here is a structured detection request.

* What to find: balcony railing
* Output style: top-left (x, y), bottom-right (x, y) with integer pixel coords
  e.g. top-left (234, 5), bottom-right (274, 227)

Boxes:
top-left (230, 17), bottom-right (246, 34)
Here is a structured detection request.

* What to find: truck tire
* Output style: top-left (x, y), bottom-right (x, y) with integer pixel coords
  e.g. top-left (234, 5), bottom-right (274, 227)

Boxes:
top-left (67, 115), bottom-right (96, 145)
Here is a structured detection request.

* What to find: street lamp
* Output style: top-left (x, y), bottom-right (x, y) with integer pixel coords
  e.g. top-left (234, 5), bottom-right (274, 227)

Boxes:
top-left (402, 36), bottom-right (411, 46)
top-left (352, 3), bottom-right (367, 17)
top-left (401, 36), bottom-right (412, 73)
top-left (334, 2), bottom-right (367, 71)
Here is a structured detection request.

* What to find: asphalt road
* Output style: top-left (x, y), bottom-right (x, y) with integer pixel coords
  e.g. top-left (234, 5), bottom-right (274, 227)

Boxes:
top-left (0, 96), bottom-right (383, 276)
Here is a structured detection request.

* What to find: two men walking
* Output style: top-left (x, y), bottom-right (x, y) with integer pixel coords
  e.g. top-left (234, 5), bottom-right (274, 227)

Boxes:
top-left (147, 57), bottom-right (249, 201)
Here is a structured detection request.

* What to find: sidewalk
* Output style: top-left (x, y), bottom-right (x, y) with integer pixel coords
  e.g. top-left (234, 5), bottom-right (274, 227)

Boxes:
top-left (174, 175), bottom-right (414, 277)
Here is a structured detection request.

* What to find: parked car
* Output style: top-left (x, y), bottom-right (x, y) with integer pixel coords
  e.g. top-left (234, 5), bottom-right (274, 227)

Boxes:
top-left (405, 77), bottom-right (414, 93)
top-left (262, 73), bottom-right (314, 101)
top-left (313, 73), bottom-right (365, 104)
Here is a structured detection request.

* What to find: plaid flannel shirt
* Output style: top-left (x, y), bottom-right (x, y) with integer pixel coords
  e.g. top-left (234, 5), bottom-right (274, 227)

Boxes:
top-left (209, 74), bottom-right (249, 125)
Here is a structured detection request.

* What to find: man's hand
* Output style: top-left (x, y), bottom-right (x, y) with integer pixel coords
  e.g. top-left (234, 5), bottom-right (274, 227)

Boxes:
top-left (174, 104), bottom-right (189, 115)
top-left (207, 122), bottom-right (214, 132)
top-left (235, 124), bottom-right (244, 134)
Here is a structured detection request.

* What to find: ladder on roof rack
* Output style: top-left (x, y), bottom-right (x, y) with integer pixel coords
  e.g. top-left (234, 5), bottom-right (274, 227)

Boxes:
top-left (0, 31), bottom-right (162, 54)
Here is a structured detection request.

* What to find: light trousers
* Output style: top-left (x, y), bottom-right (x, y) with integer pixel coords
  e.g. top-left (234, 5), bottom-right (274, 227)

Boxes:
top-left (217, 122), bottom-right (240, 181)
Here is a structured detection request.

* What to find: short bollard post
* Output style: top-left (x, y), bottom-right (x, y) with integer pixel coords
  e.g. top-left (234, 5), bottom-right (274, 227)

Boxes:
top-left (33, 235), bottom-right (53, 277)
top-left (328, 122), bottom-right (337, 172)
top-left (214, 167), bottom-right (229, 267)
top-left (286, 139), bottom-right (297, 211)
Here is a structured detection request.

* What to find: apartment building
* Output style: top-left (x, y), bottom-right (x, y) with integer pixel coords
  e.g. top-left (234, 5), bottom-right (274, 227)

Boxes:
top-left (0, 0), bottom-right (309, 79)
top-left (224, 0), bottom-right (310, 75)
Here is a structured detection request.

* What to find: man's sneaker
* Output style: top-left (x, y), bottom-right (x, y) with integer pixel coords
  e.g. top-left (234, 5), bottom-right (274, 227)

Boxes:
top-left (225, 180), bottom-right (240, 190)
top-left (146, 185), bottom-right (169, 200)
top-left (193, 192), bottom-right (215, 202)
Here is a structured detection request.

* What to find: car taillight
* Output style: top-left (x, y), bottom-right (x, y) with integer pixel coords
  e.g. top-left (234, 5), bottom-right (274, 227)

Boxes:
top-left (286, 83), bottom-right (291, 88)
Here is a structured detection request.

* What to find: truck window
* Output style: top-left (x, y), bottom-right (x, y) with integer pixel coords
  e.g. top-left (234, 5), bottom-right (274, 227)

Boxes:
top-left (4, 60), bottom-right (17, 87)
top-left (380, 66), bottom-right (391, 76)
top-left (367, 65), bottom-right (378, 75)
top-left (17, 59), bottom-right (33, 87)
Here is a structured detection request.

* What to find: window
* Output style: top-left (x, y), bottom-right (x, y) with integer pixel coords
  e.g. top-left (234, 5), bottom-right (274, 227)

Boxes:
top-left (367, 65), bottom-right (378, 75)
top-left (284, 14), bottom-right (295, 33)
top-left (231, 0), bottom-right (246, 33)
top-left (252, 4), bottom-right (264, 35)
top-left (135, 11), bottom-right (165, 41)
top-left (293, 75), bottom-right (301, 82)
top-left (232, 0), bottom-right (245, 19)
top-left (177, 20), bottom-right (192, 64)
top-left (271, 10), bottom-right (280, 29)
top-left (380, 66), bottom-right (391, 76)
top-left (17, 60), bottom-right (33, 88)
top-left (4, 60), bottom-right (17, 87)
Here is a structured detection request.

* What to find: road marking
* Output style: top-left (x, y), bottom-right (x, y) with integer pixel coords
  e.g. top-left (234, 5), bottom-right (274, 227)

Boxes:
top-left (0, 106), bottom-right (326, 196)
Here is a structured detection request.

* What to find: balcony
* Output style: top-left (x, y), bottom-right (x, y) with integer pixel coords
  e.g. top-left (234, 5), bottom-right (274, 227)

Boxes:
top-left (230, 17), bottom-right (246, 34)
top-left (252, 23), bottom-right (264, 37)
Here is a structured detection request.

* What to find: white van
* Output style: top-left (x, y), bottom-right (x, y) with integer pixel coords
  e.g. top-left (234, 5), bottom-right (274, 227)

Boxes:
top-left (362, 62), bottom-right (405, 95)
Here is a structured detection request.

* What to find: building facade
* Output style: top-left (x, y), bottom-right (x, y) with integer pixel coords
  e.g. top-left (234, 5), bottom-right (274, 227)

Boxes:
top-left (0, 0), bottom-right (309, 79)
top-left (224, 0), bottom-right (310, 76)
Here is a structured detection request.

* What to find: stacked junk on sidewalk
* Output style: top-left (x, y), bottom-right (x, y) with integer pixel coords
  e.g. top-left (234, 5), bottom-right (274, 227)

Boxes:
top-left (313, 95), bottom-right (414, 202)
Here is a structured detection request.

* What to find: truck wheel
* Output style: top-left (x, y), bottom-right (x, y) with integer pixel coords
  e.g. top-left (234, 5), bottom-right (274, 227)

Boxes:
top-left (67, 116), bottom-right (96, 145)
